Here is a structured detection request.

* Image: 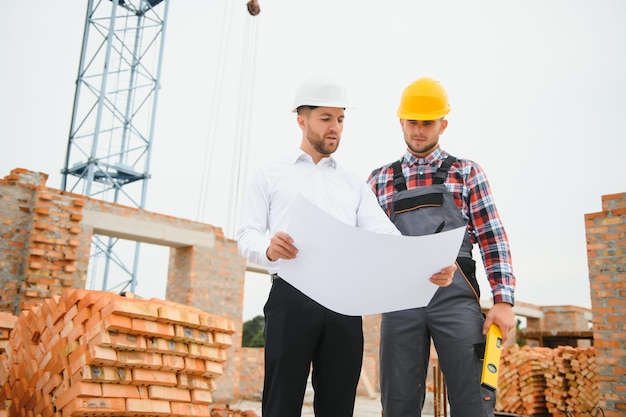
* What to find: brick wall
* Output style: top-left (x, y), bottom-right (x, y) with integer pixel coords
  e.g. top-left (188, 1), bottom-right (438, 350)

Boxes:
top-left (541, 305), bottom-right (591, 332)
top-left (585, 192), bottom-right (626, 416)
top-left (238, 348), bottom-right (264, 400)
top-left (0, 168), bottom-right (86, 315)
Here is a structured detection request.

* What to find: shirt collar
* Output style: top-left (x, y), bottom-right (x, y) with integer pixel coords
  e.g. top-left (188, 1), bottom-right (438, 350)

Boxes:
top-left (402, 147), bottom-right (447, 167)
top-left (293, 149), bottom-right (337, 168)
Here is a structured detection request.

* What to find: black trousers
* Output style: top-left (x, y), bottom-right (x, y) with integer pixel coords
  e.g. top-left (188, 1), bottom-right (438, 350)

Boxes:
top-left (262, 277), bottom-right (363, 417)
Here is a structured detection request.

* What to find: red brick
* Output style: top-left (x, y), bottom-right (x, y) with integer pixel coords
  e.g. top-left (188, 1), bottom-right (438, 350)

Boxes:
top-left (131, 318), bottom-right (174, 338)
top-left (170, 401), bottom-right (212, 417)
top-left (125, 398), bottom-right (170, 415)
top-left (130, 368), bottom-right (177, 386)
top-left (173, 325), bottom-right (212, 345)
top-left (190, 389), bottom-right (213, 404)
top-left (53, 381), bottom-right (102, 412)
top-left (183, 357), bottom-right (205, 375)
top-left (203, 360), bottom-right (224, 377)
top-left (88, 329), bottom-right (147, 352)
top-left (177, 373), bottom-right (211, 390)
top-left (101, 383), bottom-right (141, 399)
top-left (79, 365), bottom-right (132, 384)
top-left (157, 305), bottom-right (200, 327)
top-left (147, 385), bottom-right (191, 402)
top-left (61, 397), bottom-right (126, 415)
top-left (160, 354), bottom-right (185, 371)
top-left (103, 313), bottom-right (133, 333)
top-left (212, 331), bottom-right (232, 348)
top-left (146, 337), bottom-right (188, 356)
top-left (101, 299), bottom-right (159, 321)
top-left (117, 351), bottom-right (162, 369)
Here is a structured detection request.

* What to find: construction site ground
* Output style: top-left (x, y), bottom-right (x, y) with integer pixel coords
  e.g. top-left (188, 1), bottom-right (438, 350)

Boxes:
top-left (229, 392), bottom-right (438, 417)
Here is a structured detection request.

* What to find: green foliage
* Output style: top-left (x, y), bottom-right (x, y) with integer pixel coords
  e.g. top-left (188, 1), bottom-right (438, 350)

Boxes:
top-left (516, 318), bottom-right (527, 347)
top-left (242, 315), bottom-right (265, 347)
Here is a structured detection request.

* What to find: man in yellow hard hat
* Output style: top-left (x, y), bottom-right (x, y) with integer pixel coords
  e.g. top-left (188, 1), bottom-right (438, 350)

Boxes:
top-left (237, 74), bottom-right (457, 417)
top-left (367, 77), bottom-right (517, 417)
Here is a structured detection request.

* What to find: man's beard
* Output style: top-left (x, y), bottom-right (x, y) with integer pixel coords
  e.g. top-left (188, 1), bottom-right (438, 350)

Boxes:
top-left (308, 133), bottom-right (338, 156)
top-left (406, 136), bottom-right (438, 156)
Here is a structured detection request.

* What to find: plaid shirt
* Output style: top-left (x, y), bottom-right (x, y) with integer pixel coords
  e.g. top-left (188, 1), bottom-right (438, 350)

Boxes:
top-left (367, 147), bottom-right (515, 305)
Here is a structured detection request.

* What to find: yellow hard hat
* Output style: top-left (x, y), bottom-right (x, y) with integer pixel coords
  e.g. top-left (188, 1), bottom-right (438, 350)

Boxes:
top-left (397, 77), bottom-right (450, 120)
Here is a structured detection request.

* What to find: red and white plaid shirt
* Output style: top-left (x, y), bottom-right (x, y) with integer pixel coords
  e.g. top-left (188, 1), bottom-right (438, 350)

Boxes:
top-left (367, 147), bottom-right (516, 305)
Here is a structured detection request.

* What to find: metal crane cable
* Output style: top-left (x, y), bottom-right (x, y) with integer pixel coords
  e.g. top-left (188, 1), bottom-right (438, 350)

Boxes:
top-left (226, 10), bottom-right (260, 238)
top-left (196, 0), bottom-right (235, 222)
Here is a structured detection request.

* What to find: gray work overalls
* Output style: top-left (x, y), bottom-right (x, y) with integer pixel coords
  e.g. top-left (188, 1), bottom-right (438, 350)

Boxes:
top-left (379, 156), bottom-right (496, 417)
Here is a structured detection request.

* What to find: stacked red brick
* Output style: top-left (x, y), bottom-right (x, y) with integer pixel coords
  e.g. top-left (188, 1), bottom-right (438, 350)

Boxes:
top-left (495, 344), bottom-right (551, 416)
top-left (544, 346), bottom-right (599, 416)
top-left (0, 288), bottom-right (235, 417)
top-left (0, 312), bottom-right (18, 410)
top-left (0, 313), bottom-right (17, 355)
top-left (495, 345), bottom-right (599, 416)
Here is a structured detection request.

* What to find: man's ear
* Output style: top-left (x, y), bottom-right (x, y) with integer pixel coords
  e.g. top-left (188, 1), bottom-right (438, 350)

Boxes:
top-left (297, 114), bottom-right (306, 129)
top-left (440, 119), bottom-right (448, 134)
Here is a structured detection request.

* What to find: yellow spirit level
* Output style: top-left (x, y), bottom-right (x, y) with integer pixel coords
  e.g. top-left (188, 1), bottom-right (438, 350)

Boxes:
top-left (480, 324), bottom-right (502, 391)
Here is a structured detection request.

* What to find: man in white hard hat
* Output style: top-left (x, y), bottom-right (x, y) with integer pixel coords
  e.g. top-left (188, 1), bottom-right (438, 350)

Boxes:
top-left (236, 75), bottom-right (456, 417)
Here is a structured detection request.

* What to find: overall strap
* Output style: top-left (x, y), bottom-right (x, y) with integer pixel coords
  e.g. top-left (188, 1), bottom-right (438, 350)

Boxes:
top-left (391, 160), bottom-right (406, 192)
top-left (433, 155), bottom-right (457, 184)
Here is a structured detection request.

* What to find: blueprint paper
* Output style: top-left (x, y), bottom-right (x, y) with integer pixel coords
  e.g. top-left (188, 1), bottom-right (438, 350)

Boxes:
top-left (278, 195), bottom-right (466, 316)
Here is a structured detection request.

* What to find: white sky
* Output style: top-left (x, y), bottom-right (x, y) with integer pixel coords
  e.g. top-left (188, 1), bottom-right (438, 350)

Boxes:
top-left (1, 1), bottom-right (625, 321)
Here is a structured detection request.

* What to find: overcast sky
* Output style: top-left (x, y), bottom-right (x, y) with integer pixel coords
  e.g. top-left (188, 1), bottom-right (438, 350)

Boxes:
top-left (1, 1), bottom-right (625, 321)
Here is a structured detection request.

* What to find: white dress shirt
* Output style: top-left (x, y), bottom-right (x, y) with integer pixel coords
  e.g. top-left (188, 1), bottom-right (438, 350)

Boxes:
top-left (236, 150), bottom-right (400, 273)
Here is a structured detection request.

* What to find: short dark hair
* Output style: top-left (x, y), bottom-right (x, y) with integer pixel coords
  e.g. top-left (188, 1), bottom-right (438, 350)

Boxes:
top-left (296, 105), bottom-right (319, 114)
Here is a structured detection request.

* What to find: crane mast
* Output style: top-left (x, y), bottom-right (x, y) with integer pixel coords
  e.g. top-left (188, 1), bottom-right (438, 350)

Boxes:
top-left (61, 0), bottom-right (169, 294)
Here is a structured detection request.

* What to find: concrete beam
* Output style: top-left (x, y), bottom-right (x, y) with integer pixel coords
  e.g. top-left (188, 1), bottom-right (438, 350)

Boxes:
top-left (82, 209), bottom-right (215, 248)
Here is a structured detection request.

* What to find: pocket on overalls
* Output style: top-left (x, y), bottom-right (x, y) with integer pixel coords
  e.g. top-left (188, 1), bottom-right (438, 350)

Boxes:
top-left (457, 257), bottom-right (480, 299)
top-left (391, 192), bottom-right (447, 236)
top-left (393, 192), bottom-right (443, 213)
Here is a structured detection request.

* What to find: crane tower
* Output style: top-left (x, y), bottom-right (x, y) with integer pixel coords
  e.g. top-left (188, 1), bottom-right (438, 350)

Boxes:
top-left (61, 0), bottom-right (169, 294)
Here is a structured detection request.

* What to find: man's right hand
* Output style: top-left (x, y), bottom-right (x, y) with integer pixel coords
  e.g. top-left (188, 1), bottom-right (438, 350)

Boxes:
top-left (429, 264), bottom-right (456, 287)
top-left (266, 231), bottom-right (298, 261)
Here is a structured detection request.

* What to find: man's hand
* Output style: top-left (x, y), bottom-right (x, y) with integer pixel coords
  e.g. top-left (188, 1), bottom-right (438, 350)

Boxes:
top-left (429, 264), bottom-right (456, 287)
top-left (482, 302), bottom-right (516, 344)
top-left (266, 231), bottom-right (297, 261)
top-left (247, 0), bottom-right (260, 16)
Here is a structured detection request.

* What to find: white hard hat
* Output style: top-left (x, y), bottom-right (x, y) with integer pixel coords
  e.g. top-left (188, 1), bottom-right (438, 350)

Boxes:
top-left (291, 75), bottom-right (351, 112)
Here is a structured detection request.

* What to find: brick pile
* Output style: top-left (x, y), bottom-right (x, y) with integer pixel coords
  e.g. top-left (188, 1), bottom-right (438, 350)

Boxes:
top-left (0, 288), bottom-right (236, 416)
top-left (544, 345), bottom-right (598, 416)
top-left (496, 344), bottom-right (551, 416)
top-left (495, 345), bottom-right (599, 417)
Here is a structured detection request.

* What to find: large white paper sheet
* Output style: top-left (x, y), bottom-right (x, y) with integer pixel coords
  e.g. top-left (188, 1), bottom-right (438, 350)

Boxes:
top-left (278, 195), bottom-right (465, 316)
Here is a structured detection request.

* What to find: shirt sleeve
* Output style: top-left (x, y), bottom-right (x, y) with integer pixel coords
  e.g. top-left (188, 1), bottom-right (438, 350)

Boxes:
top-left (367, 166), bottom-right (394, 216)
top-left (356, 181), bottom-right (401, 236)
top-left (235, 168), bottom-right (275, 268)
top-left (466, 162), bottom-right (516, 305)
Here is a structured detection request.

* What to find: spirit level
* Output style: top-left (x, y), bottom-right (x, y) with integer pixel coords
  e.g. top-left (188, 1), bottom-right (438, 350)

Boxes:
top-left (480, 324), bottom-right (502, 391)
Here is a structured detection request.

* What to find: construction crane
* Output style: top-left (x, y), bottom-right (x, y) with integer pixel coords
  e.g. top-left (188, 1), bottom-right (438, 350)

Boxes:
top-left (61, 0), bottom-right (169, 295)
top-left (60, 0), bottom-right (259, 295)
